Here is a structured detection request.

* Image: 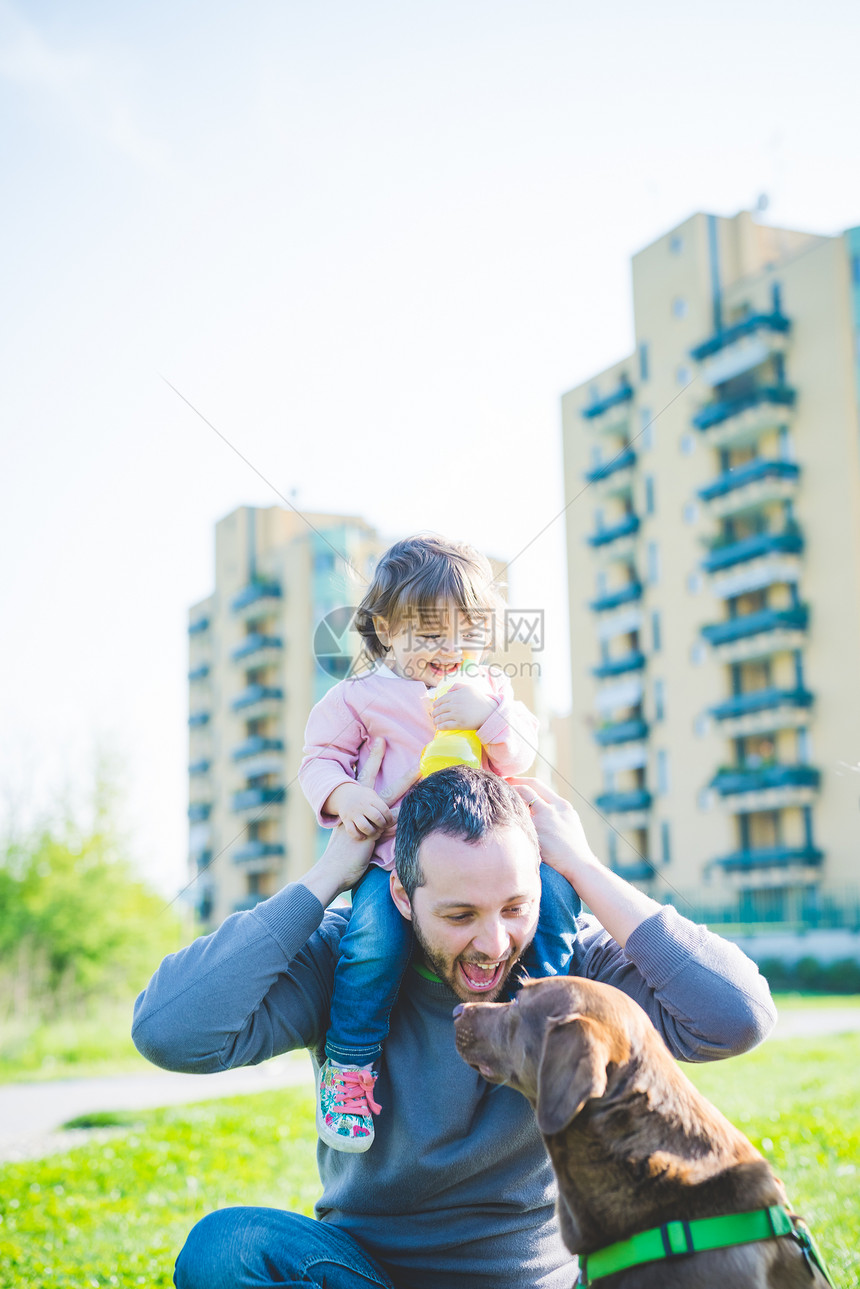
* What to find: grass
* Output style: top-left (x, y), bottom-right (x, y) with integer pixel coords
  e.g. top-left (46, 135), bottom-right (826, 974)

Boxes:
top-left (1, 1033), bottom-right (858, 1287)
top-left (2, 992), bottom-right (857, 1085)
top-left (0, 1000), bottom-right (149, 1084)
top-left (0, 1088), bottom-right (320, 1288)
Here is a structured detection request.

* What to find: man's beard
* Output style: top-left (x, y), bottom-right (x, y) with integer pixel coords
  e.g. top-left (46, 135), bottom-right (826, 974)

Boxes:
top-left (410, 912), bottom-right (534, 1003)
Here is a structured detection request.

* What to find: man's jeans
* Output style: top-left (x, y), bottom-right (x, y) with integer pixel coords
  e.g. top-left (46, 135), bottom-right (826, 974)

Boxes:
top-left (325, 864), bottom-right (413, 1066)
top-left (174, 1207), bottom-right (396, 1288)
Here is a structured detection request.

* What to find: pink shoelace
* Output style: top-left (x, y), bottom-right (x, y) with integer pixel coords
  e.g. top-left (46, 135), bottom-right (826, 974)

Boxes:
top-left (333, 1067), bottom-right (382, 1117)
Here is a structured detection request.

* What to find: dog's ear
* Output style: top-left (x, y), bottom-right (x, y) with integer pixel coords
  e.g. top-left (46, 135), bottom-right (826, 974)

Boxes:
top-left (535, 1014), bottom-right (609, 1136)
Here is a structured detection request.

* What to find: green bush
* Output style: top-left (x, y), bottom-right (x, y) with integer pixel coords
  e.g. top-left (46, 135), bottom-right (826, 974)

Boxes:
top-left (759, 956), bottom-right (860, 994)
top-left (0, 770), bottom-right (186, 1079)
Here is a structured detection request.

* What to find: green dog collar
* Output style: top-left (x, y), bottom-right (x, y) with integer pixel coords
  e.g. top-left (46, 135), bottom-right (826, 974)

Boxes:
top-left (577, 1204), bottom-right (833, 1285)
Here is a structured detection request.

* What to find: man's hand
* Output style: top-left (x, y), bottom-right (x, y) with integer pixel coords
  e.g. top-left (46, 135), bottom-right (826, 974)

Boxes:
top-left (509, 777), bottom-right (599, 880)
top-left (302, 740), bottom-right (418, 907)
top-left (324, 781), bottom-right (395, 841)
top-left (432, 681), bottom-right (495, 732)
top-left (510, 777), bottom-right (661, 948)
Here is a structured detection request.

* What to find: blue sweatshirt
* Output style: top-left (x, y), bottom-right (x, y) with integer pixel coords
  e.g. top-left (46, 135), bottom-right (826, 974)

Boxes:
top-left (132, 883), bottom-right (775, 1289)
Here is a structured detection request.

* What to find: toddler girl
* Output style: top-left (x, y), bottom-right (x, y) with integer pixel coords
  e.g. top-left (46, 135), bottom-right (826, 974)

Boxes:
top-left (299, 534), bottom-right (581, 1152)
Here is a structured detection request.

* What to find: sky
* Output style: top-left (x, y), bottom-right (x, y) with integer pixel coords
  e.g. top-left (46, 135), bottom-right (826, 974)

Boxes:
top-left (1, 0), bottom-right (858, 897)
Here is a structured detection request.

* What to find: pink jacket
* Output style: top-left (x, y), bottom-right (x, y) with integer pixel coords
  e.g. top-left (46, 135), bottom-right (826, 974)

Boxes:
top-left (299, 664), bottom-right (539, 871)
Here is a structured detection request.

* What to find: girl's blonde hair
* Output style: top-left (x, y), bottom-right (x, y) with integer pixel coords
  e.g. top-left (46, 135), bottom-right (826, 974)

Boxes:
top-left (355, 535), bottom-right (504, 662)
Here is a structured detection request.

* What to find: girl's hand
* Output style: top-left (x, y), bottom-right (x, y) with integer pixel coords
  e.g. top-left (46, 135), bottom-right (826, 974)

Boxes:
top-left (432, 682), bottom-right (496, 732)
top-left (304, 742), bottom-right (418, 903)
top-left (325, 781), bottom-right (395, 841)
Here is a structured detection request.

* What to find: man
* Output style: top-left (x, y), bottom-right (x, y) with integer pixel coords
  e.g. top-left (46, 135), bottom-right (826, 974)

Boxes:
top-left (133, 751), bottom-right (775, 1289)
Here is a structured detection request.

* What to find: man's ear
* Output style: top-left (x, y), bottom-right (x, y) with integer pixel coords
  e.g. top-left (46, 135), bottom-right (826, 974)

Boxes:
top-left (389, 871), bottom-right (413, 921)
top-left (535, 1014), bottom-right (609, 1136)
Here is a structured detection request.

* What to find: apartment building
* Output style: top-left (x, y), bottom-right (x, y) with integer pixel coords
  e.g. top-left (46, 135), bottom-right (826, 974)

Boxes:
top-left (187, 506), bottom-right (383, 927)
top-left (561, 211), bottom-right (860, 924)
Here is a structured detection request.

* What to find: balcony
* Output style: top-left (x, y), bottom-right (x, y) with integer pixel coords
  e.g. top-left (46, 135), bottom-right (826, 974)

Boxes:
top-left (702, 528), bottom-right (803, 574)
top-left (691, 310), bottom-right (791, 363)
top-left (714, 845), bottom-right (824, 873)
top-left (232, 786), bottom-right (285, 812)
top-left (194, 850), bottom-right (213, 870)
top-left (595, 789), bottom-right (653, 813)
top-left (690, 312), bottom-right (791, 386)
top-left (710, 764), bottom-right (820, 797)
top-left (233, 841), bottom-right (286, 864)
top-left (594, 717), bottom-right (649, 747)
top-left (709, 687), bottom-right (814, 722)
top-left (188, 802), bottom-right (212, 822)
top-left (587, 513), bottom-right (640, 549)
top-left (581, 380), bottom-right (634, 421)
top-left (188, 616), bottom-right (210, 636)
top-left (698, 460), bottom-right (800, 512)
top-left (188, 663), bottom-right (211, 682)
top-left (188, 758), bottom-right (211, 776)
top-left (232, 735), bottom-right (285, 761)
top-left (584, 446), bottom-right (637, 484)
top-left (589, 582), bottom-right (643, 613)
top-left (231, 580), bottom-right (283, 613)
top-left (592, 651), bottom-right (646, 679)
top-left (188, 711), bottom-right (210, 728)
top-left (693, 386), bottom-right (796, 448)
top-left (701, 605), bottom-right (809, 664)
top-left (231, 632), bottom-right (284, 663)
top-left (613, 859), bottom-right (657, 881)
top-left (231, 684), bottom-right (284, 712)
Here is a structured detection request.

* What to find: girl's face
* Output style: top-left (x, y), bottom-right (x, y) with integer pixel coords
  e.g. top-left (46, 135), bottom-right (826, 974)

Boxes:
top-left (377, 602), bottom-right (492, 687)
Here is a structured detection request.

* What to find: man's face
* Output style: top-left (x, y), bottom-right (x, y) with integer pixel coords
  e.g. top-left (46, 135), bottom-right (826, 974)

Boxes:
top-left (391, 825), bottom-right (541, 1002)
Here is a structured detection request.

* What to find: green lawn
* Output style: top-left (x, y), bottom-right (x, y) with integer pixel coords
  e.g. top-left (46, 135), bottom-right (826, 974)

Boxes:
top-left (2, 992), bottom-right (857, 1085)
top-left (1, 1033), bottom-right (858, 1288)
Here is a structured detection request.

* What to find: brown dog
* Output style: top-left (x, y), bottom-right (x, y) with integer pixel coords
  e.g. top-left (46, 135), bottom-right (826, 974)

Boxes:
top-left (454, 976), bottom-right (830, 1287)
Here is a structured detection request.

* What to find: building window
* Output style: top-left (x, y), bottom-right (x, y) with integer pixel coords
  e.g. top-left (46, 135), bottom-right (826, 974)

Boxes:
top-left (680, 433), bottom-right (695, 456)
top-left (656, 749), bottom-right (670, 796)
top-left (672, 297), bottom-right (688, 318)
top-left (644, 475), bottom-right (655, 515)
top-left (654, 678), bottom-right (665, 721)
top-left (677, 364), bottom-right (692, 386)
top-left (691, 641), bottom-right (706, 665)
top-left (661, 820), bottom-right (671, 865)
top-left (639, 343), bottom-right (650, 382)
top-left (651, 610), bottom-right (662, 652)
top-left (683, 501), bottom-right (698, 524)
top-left (647, 541), bottom-right (660, 585)
top-left (687, 571), bottom-right (702, 594)
top-left (669, 234), bottom-right (684, 255)
top-left (694, 713), bottom-right (708, 736)
top-left (639, 408), bottom-right (653, 449)
top-left (797, 728), bottom-right (811, 763)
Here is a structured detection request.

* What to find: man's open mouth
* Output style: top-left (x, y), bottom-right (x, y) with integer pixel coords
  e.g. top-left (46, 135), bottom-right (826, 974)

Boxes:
top-left (458, 959), bottom-right (506, 992)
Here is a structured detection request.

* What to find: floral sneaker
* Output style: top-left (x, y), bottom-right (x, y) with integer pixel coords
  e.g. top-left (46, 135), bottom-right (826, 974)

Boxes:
top-left (316, 1059), bottom-right (382, 1153)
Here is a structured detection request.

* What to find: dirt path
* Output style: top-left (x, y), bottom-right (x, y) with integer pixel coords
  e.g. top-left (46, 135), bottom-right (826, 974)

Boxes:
top-left (0, 1053), bottom-right (314, 1163)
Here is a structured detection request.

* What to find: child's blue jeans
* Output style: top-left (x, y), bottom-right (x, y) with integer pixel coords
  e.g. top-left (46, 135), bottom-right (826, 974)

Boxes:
top-left (324, 861), bottom-right (582, 1067)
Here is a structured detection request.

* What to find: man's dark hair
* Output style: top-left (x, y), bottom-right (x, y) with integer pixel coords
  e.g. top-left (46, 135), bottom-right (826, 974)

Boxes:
top-left (394, 766), bottom-right (539, 900)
